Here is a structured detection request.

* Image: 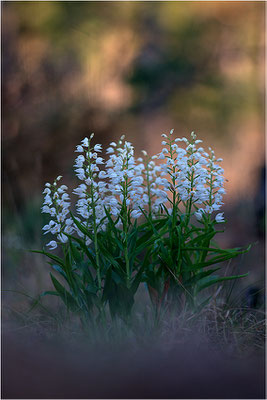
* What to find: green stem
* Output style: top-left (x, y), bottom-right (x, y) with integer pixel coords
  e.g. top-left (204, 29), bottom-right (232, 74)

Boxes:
top-left (85, 144), bottom-right (101, 292)
top-left (169, 138), bottom-right (177, 271)
top-left (199, 163), bottom-right (214, 263)
top-left (145, 160), bottom-right (152, 217)
top-left (125, 238), bottom-right (130, 289)
top-left (122, 179), bottom-right (130, 289)
top-left (93, 210), bottom-right (101, 291)
top-left (184, 156), bottom-right (195, 233)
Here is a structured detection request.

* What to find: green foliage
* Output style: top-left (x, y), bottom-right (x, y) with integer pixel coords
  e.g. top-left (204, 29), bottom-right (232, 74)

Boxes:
top-left (33, 207), bottom-right (249, 325)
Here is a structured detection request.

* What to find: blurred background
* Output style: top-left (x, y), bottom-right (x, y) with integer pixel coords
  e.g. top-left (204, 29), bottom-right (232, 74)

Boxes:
top-left (2, 2), bottom-right (265, 314)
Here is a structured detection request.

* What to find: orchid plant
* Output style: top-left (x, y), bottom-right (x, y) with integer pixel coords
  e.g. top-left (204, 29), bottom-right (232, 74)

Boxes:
top-left (35, 130), bottom-right (249, 323)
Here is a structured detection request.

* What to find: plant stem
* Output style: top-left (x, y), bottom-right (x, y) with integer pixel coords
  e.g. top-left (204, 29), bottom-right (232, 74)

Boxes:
top-left (89, 185), bottom-right (101, 291)
top-left (93, 209), bottom-right (101, 291)
top-left (145, 159), bottom-right (152, 217)
top-left (122, 180), bottom-right (130, 289)
top-left (169, 137), bottom-right (177, 271)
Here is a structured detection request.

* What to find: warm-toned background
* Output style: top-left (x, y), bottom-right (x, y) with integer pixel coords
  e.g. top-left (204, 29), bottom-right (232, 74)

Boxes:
top-left (2, 2), bottom-right (265, 312)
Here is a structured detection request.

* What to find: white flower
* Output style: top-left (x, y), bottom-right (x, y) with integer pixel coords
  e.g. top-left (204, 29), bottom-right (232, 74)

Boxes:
top-left (43, 195), bottom-right (52, 206)
top-left (94, 144), bottom-right (102, 152)
top-left (217, 188), bottom-right (226, 194)
top-left (75, 145), bottom-right (84, 153)
top-left (64, 225), bottom-right (74, 234)
top-left (74, 155), bottom-right (85, 168)
top-left (51, 223), bottom-right (61, 234)
top-left (41, 205), bottom-right (51, 214)
top-left (109, 197), bottom-right (118, 207)
top-left (75, 168), bottom-right (86, 180)
top-left (95, 157), bottom-right (104, 164)
top-left (167, 158), bottom-right (175, 166)
top-left (195, 209), bottom-right (204, 221)
top-left (175, 137), bottom-right (188, 143)
top-left (131, 210), bottom-right (142, 219)
top-left (46, 241), bottom-right (57, 250)
top-left (98, 171), bottom-right (107, 179)
top-left (81, 137), bottom-right (89, 147)
top-left (57, 185), bottom-right (68, 194)
top-left (215, 212), bottom-right (225, 223)
top-left (42, 220), bottom-right (56, 234)
top-left (85, 178), bottom-right (92, 185)
top-left (73, 184), bottom-right (87, 197)
top-left (57, 233), bottom-right (68, 243)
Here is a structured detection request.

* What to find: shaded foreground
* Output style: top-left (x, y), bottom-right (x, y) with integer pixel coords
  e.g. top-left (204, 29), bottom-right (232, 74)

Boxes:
top-left (2, 327), bottom-right (265, 399)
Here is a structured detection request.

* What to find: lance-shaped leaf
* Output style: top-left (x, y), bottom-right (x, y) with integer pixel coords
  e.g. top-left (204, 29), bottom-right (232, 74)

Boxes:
top-left (50, 273), bottom-right (79, 312)
top-left (196, 273), bottom-right (249, 293)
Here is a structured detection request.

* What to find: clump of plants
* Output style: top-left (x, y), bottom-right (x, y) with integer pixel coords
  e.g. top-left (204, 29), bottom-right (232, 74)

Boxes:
top-left (35, 130), bottom-right (250, 326)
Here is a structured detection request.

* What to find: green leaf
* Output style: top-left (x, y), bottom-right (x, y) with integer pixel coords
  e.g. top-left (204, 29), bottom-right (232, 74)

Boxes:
top-left (97, 245), bottom-right (121, 270)
top-left (40, 290), bottom-right (60, 297)
top-left (186, 230), bottom-right (217, 247)
top-left (196, 273), bottom-right (249, 293)
top-left (69, 240), bottom-right (83, 263)
top-left (50, 273), bottom-right (78, 311)
top-left (70, 213), bottom-right (94, 241)
top-left (135, 233), bottom-right (159, 256)
top-left (185, 245), bottom-right (251, 271)
top-left (84, 283), bottom-right (98, 295)
top-left (51, 265), bottom-right (69, 283)
top-left (31, 250), bottom-right (65, 269)
top-left (111, 269), bottom-right (125, 285)
top-left (64, 233), bottom-right (98, 270)
top-left (183, 267), bottom-right (221, 286)
top-left (131, 263), bottom-right (145, 294)
top-left (80, 262), bottom-right (95, 285)
top-left (104, 208), bottom-right (124, 251)
top-left (182, 246), bottom-right (229, 252)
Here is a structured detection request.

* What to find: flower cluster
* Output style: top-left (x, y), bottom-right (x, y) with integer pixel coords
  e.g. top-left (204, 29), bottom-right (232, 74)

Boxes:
top-left (42, 176), bottom-right (74, 250)
top-left (155, 130), bottom-right (225, 221)
top-left (138, 151), bottom-right (168, 215)
top-left (42, 130), bottom-right (226, 250)
top-left (73, 133), bottom-right (107, 238)
top-left (104, 136), bottom-right (146, 222)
